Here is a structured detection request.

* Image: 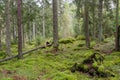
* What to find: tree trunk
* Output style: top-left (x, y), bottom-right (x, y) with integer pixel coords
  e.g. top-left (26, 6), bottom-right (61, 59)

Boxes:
top-left (92, 0), bottom-right (95, 40)
top-left (98, 0), bottom-right (103, 42)
top-left (0, 27), bottom-right (2, 51)
top-left (33, 21), bottom-right (36, 40)
top-left (115, 0), bottom-right (119, 51)
top-left (5, 0), bottom-right (12, 56)
top-left (17, 0), bottom-right (23, 59)
top-left (22, 24), bottom-right (25, 48)
top-left (53, 0), bottom-right (59, 50)
top-left (42, 0), bottom-right (45, 38)
top-left (12, 17), bottom-right (16, 41)
top-left (84, 1), bottom-right (90, 48)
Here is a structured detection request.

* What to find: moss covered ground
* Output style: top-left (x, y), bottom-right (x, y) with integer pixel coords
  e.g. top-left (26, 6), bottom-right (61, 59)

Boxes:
top-left (0, 39), bottom-right (120, 80)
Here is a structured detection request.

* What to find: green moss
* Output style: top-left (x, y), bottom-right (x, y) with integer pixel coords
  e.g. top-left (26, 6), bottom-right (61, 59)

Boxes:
top-left (77, 43), bottom-right (84, 47)
top-left (0, 39), bottom-right (119, 80)
top-left (98, 65), bottom-right (105, 72)
top-left (83, 65), bottom-right (89, 72)
top-left (76, 35), bottom-right (86, 40)
top-left (92, 62), bottom-right (98, 68)
top-left (0, 77), bottom-right (13, 80)
top-left (59, 38), bottom-right (73, 44)
top-left (51, 72), bottom-right (77, 80)
top-left (0, 51), bottom-right (6, 58)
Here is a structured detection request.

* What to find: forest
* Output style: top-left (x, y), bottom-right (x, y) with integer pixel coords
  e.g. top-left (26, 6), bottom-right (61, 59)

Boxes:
top-left (0, 0), bottom-right (120, 80)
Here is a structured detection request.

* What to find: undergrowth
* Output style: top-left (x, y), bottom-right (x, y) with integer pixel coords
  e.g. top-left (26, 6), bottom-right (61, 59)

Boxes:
top-left (0, 40), bottom-right (120, 80)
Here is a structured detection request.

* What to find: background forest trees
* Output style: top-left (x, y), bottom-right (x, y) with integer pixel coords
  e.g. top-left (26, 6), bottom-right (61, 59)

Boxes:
top-left (0, 0), bottom-right (119, 57)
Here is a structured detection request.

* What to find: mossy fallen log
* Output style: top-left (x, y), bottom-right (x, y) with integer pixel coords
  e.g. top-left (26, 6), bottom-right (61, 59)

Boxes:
top-left (0, 41), bottom-right (54, 62)
top-left (0, 46), bottom-right (46, 62)
top-left (71, 52), bottom-right (115, 77)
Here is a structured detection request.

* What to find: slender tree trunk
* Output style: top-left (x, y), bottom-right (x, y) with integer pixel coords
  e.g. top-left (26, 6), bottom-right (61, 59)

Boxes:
top-left (115, 0), bottom-right (119, 51)
top-left (53, 0), bottom-right (59, 50)
top-left (27, 23), bottom-right (30, 42)
top-left (17, 0), bottom-right (23, 59)
top-left (98, 0), bottom-right (103, 42)
top-left (84, 0), bottom-right (90, 48)
top-left (92, 0), bottom-right (95, 40)
top-left (5, 0), bottom-right (11, 56)
top-left (58, 0), bottom-right (63, 34)
top-left (42, 0), bottom-right (45, 38)
top-left (12, 17), bottom-right (16, 41)
top-left (11, 1), bottom-right (16, 41)
top-left (21, 1), bottom-right (25, 48)
top-left (33, 21), bottom-right (36, 40)
top-left (0, 27), bottom-right (2, 51)
top-left (22, 24), bottom-right (25, 48)
top-left (30, 22), bottom-right (32, 41)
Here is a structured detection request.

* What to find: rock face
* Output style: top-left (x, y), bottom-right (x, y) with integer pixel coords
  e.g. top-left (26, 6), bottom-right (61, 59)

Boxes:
top-left (71, 52), bottom-right (115, 77)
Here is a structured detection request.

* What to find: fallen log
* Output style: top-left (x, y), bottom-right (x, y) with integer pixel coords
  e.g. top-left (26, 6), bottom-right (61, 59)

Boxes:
top-left (0, 46), bottom-right (46, 63)
top-left (0, 55), bottom-right (18, 62)
top-left (22, 46), bottom-right (46, 55)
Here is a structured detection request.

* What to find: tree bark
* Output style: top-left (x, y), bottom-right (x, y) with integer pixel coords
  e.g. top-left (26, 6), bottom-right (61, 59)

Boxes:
top-left (92, 0), bottom-right (95, 40)
top-left (98, 0), bottom-right (103, 42)
top-left (53, 0), bottom-right (59, 50)
top-left (0, 26), bottom-right (2, 51)
top-left (5, 0), bottom-right (12, 56)
top-left (33, 21), bottom-right (36, 40)
top-left (115, 0), bottom-right (119, 51)
top-left (22, 23), bottom-right (25, 48)
top-left (84, 0), bottom-right (90, 48)
top-left (17, 0), bottom-right (23, 59)
top-left (42, 0), bottom-right (46, 38)
top-left (12, 17), bottom-right (16, 41)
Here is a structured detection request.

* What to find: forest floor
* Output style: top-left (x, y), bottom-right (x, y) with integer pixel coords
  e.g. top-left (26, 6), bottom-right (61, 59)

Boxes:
top-left (0, 38), bottom-right (120, 80)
